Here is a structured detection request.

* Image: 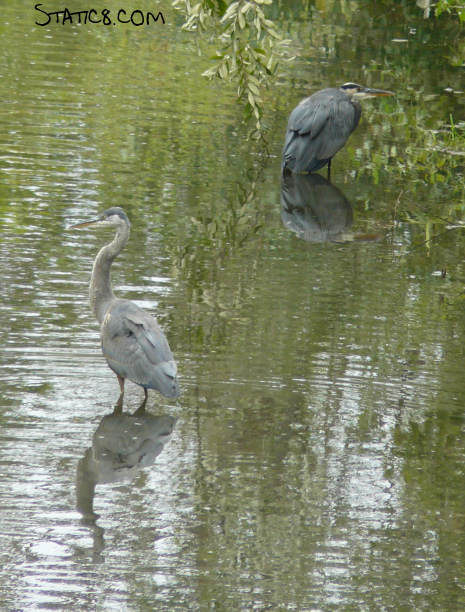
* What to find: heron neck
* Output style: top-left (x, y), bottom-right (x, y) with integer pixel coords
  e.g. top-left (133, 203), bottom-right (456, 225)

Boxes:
top-left (90, 224), bottom-right (129, 323)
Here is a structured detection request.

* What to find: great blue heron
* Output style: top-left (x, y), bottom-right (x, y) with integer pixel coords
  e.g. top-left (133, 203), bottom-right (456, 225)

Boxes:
top-left (282, 83), bottom-right (394, 178)
top-left (70, 207), bottom-right (180, 400)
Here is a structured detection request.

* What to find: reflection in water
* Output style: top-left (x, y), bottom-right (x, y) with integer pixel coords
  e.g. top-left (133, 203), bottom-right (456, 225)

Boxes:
top-left (281, 171), bottom-right (353, 242)
top-left (76, 400), bottom-right (176, 556)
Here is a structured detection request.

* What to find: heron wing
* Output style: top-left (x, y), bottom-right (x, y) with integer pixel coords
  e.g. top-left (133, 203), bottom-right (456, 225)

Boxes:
top-left (123, 306), bottom-right (173, 364)
top-left (101, 300), bottom-right (178, 396)
top-left (286, 92), bottom-right (332, 138)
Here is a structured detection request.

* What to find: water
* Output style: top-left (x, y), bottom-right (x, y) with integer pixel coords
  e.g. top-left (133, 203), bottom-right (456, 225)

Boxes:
top-left (2, 1), bottom-right (465, 610)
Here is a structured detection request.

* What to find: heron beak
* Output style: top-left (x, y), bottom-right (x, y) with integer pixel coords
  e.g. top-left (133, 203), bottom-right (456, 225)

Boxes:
top-left (69, 218), bottom-right (101, 229)
top-left (362, 87), bottom-right (394, 97)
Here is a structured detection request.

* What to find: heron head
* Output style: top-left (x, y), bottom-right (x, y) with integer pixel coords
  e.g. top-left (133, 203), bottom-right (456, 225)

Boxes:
top-left (70, 207), bottom-right (130, 230)
top-left (340, 82), bottom-right (394, 100)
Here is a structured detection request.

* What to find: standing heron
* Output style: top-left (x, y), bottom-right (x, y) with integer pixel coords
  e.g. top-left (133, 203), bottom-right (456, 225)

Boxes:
top-left (70, 207), bottom-right (180, 401)
top-left (282, 82), bottom-right (394, 178)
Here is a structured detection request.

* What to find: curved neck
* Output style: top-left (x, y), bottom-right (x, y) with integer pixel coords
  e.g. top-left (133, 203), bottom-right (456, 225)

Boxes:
top-left (90, 223), bottom-right (129, 323)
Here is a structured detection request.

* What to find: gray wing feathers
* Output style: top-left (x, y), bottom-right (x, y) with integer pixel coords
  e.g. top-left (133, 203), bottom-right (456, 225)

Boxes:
top-left (287, 97), bottom-right (330, 138)
top-left (124, 310), bottom-right (173, 365)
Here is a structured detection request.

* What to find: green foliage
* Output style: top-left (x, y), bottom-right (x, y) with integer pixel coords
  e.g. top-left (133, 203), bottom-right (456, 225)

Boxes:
top-left (435, 0), bottom-right (465, 21)
top-left (172, 0), bottom-right (291, 136)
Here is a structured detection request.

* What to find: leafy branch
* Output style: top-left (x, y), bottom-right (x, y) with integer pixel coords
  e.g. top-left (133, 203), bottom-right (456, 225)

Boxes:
top-left (173, 0), bottom-right (291, 137)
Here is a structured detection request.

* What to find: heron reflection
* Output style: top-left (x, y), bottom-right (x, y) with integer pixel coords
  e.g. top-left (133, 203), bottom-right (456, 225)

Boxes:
top-left (76, 400), bottom-right (176, 523)
top-left (281, 172), bottom-right (353, 243)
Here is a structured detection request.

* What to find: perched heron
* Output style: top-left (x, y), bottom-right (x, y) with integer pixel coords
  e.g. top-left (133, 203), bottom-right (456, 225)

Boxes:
top-left (282, 82), bottom-right (394, 178)
top-left (70, 207), bottom-right (180, 400)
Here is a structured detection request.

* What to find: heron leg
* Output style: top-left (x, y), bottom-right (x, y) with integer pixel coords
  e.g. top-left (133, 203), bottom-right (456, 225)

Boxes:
top-left (327, 158), bottom-right (332, 181)
top-left (117, 374), bottom-right (125, 394)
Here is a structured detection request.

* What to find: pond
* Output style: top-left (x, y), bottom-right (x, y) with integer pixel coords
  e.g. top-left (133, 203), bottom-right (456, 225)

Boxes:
top-left (1, 1), bottom-right (465, 610)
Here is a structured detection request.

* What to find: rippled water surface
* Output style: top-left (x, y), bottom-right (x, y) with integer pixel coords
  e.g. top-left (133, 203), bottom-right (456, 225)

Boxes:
top-left (2, 1), bottom-right (465, 610)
